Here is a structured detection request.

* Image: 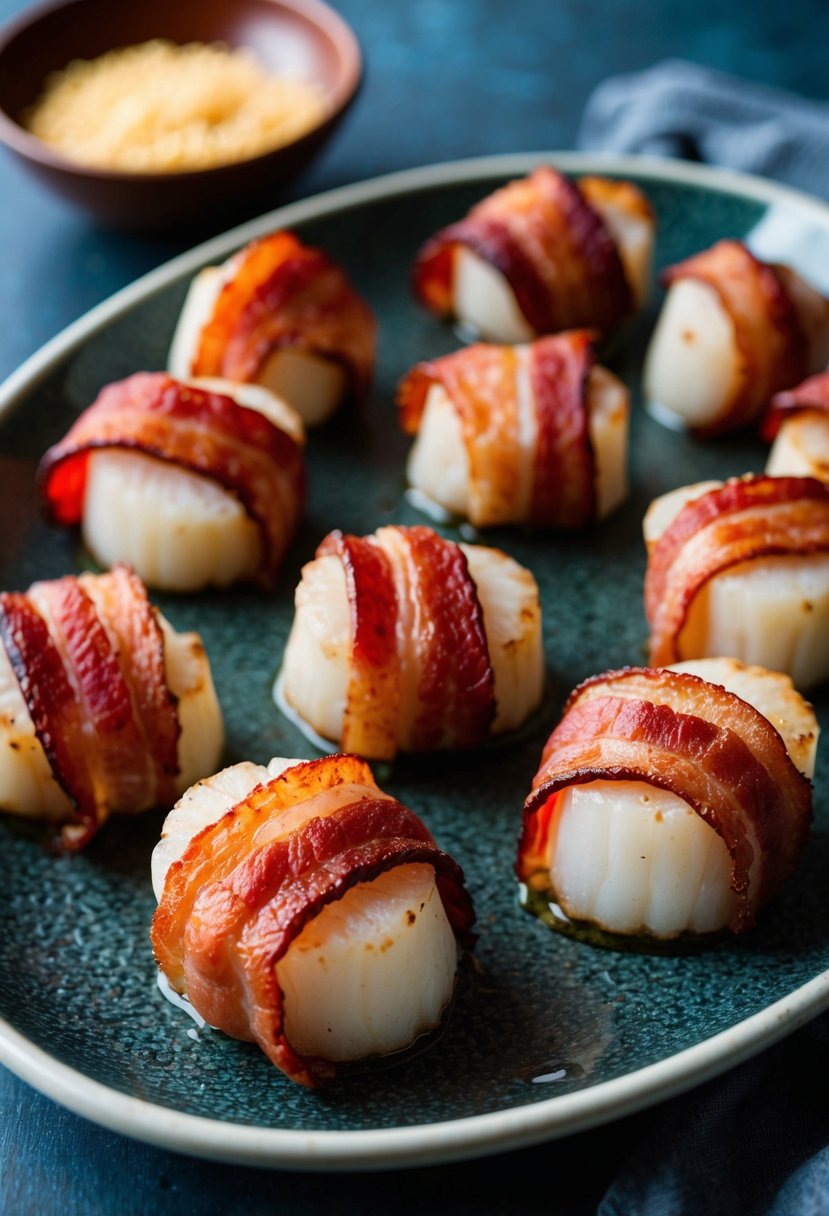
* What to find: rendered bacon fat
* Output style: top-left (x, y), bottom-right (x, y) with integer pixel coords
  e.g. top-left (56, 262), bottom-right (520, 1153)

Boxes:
top-left (0, 567), bottom-right (198, 848)
top-left (645, 475), bottom-right (829, 668)
top-left (518, 665), bottom-right (814, 935)
top-left (316, 526), bottom-right (495, 759)
top-left (645, 240), bottom-right (823, 437)
top-left (398, 331), bottom-right (622, 529)
top-left (413, 167), bottom-right (650, 338)
top-left (184, 230), bottom-right (376, 400)
top-left (37, 373), bottom-right (305, 587)
top-left (151, 754), bottom-right (475, 1086)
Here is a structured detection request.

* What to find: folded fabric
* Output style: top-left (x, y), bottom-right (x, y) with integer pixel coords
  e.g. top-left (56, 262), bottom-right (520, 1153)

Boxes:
top-left (578, 59), bottom-right (829, 201)
top-left (597, 1011), bottom-right (829, 1216)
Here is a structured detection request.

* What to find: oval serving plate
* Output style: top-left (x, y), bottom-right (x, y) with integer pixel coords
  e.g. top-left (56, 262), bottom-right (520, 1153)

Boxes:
top-left (1, 153), bottom-right (828, 1171)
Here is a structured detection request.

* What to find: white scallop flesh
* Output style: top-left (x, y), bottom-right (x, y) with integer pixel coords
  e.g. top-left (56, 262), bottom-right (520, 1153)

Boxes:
top-left (588, 365), bottom-right (629, 518)
top-left (152, 759), bottom-right (457, 1064)
top-left (82, 375), bottom-right (303, 593)
top-left (160, 617), bottom-right (225, 796)
top-left (279, 537), bottom-right (544, 746)
top-left (0, 606), bottom-right (222, 823)
top-left (643, 279), bottom-right (742, 431)
top-left (168, 264), bottom-right (345, 427)
top-left (83, 450), bottom-right (262, 592)
top-left (642, 480), bottom-right (723, 551)
top-left (547, 656), bottom-right (818, 938)
top-left (588, 194), bottom-right (654, 310)
top-left (644, 479), bottom-right (829, 689)
top-left (255, 347), bottom-right (346, 428)
top-left (167, 267), bottom-right (224, 379)
top-left (405, 342), bottom-right (537, 524)
top-left (452, 246), bottom-right (536, 343)
top-left (279, 554), bottom-right (350, 746)
top-left (766, 411), bottom-right (829, 482)
top-left (277, 862), bottom-right (457, 1062)
top-left (550, 781), bottom-right (738, 938)
top-left (460, 542), bottom-right (544, 733)
top-left (406, 356), bottom-right (627, 524)
top-left (679, 556), bottom-right (829, 691)
top-left (0, 641), bottom-right (73, 820)
top-left (405, 383), bottom-right (473, 519)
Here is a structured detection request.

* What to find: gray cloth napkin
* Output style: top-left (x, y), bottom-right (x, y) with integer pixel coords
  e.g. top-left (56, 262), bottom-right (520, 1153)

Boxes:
top-left (578, 59), bottom-right (829, 1216)
top-left (578, 59), bottom-right (829, 200)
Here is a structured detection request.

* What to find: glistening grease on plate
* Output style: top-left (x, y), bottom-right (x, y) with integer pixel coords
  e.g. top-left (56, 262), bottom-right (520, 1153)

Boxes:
top-left (0, 154), bottom-right (828, 1170)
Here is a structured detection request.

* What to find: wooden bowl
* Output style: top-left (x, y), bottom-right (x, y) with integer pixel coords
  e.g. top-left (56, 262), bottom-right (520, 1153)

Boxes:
top-left (0, 0), bottom-right (362, 230)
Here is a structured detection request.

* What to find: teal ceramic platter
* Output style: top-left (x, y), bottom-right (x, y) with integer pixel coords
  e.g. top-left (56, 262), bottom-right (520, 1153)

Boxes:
top-left (1, 153), bottom-right (829, 1170)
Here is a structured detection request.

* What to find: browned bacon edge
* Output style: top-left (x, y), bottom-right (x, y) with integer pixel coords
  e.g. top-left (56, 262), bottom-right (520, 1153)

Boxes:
top-left (530, 331), bottom-right (596, 528)
top-left (412, 167), bottom-right (633, 336)
top-left (37, 372), bottom-right (306, 586)
top-left (316, 530), bottom-right (401, 760)
top-left (517, 666), bottom-right (812, 933)
top-left (644, 475), bottom-right (829, 665)
top-left (401, 526), bottom-right (496, 750)
top-left (190, 230), bottom-right (377, 400)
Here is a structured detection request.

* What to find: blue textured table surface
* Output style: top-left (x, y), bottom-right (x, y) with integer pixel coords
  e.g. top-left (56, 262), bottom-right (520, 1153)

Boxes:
top-left (1, 1), bottom-right (829, 1213)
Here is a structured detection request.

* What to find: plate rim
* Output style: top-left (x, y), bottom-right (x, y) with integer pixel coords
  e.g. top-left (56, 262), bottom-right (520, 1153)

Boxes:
top-left (2, 150), bottom-right (829, 1169)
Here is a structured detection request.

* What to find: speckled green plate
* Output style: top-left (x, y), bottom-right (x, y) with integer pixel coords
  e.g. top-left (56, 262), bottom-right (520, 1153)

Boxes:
top-left (1, 153), bottom-right (828, 1171)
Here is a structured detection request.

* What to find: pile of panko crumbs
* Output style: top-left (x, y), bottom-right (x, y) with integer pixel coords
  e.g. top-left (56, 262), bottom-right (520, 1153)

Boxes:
top-left (24, 39), bottom-right (329, 173)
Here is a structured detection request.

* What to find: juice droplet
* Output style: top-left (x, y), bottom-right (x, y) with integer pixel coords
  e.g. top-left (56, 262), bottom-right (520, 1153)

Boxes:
top-left (156, 970), bottom-right (207, 1029)
top-left (517, 1059), bottom-right (587, 1085)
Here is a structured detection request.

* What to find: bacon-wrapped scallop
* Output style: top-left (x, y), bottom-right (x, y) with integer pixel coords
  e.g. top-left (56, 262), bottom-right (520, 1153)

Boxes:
top-left (168, 230), bottom-right (377, 427)
top-left (517, 659), bottom-right (817, 944)
top-left (0, 565), bottom-right (223, 848)
top-left (277, 525), bottom-right (544, 761)
top-left (150, 753), bottom-right (475, 1086)
top-left (37, 372), bottom-right (305, 592)
top-left (643, 240), bottom-right (829, 437)
top-left (764, 371), bottom-right (829, 482)
top-left (413, 167), bottom-right (655, 343)
top-left (643, 474), bottom-right (829, 689)
top-left (397, 331), bottom-right (629, 529)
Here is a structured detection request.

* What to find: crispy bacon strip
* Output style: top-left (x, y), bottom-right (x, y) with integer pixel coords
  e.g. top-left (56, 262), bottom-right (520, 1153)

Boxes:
top-left (645, 475), bottom-right (829, 666)
top-left (392, 526), bottom-right (496, 751)
top-left (518, 667), bottom-right (812, 932)
top-left (0, 569), bottom-right (182, 848)
top-left (530, 331), bottom-right (596, 528)
top-left (29, 576), bottom-right (153, 816)
top-left (151, 755), bottom-right (475, 1086)
top-left (412, 167), bottom-right (634, 336)
top-left (190, 230), bottom-right (376, 399)
top-left (397, 332), bottom-right (597, 528)
top-left (661, 240), bottom-right (809, 436)
top-left (0, 591), bottom-right (99, 847)
top-left (763, 371), bottom-right (829, 441)
top-left (312, 526), bottom-right (495, 757)
top-left (37, 373), bottom-right (305, 586)
top-left (316, 532), bottom-right (401, 761)
top-left (398, 343), bottom-right (524, 526)
top-left (79, 565), bottom-right (180, 810)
